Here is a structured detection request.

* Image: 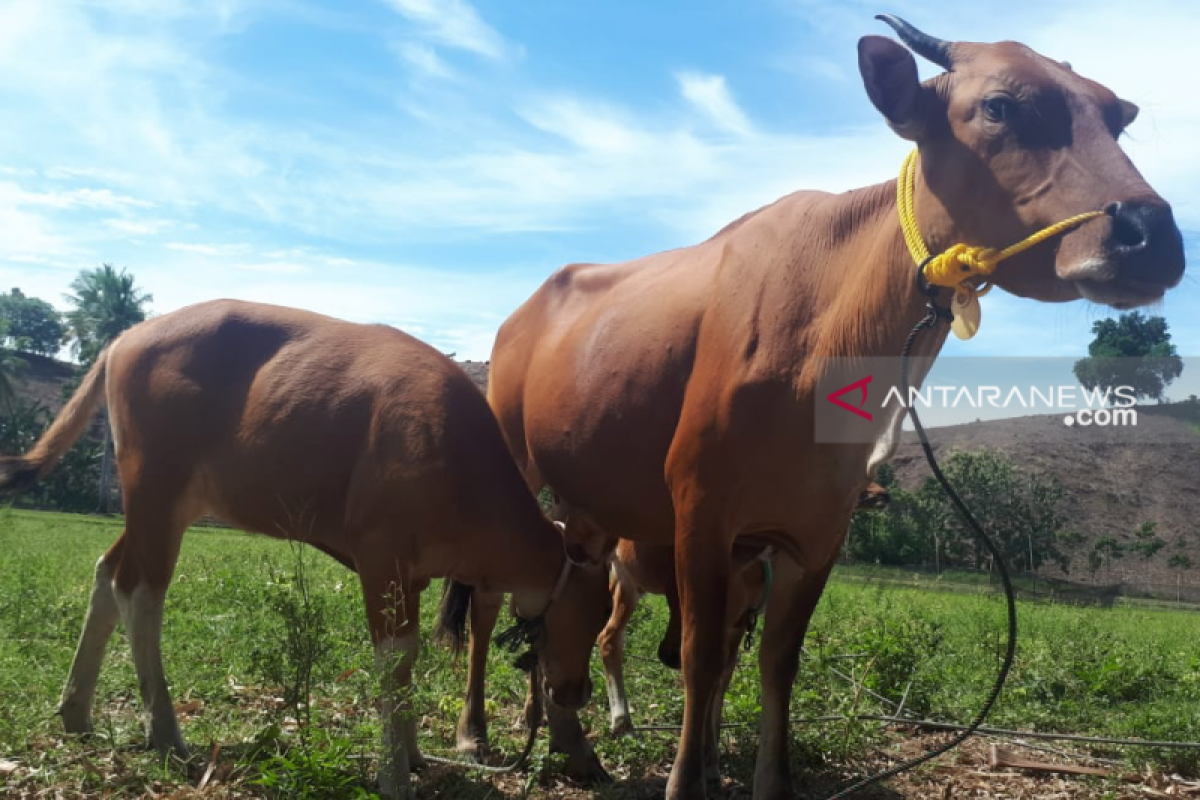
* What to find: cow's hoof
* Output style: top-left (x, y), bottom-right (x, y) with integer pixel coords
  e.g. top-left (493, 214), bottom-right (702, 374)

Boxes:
top-left (565, 750), bottom-right (613, 784)
top-left (454, 735), bottom-right (489, 762)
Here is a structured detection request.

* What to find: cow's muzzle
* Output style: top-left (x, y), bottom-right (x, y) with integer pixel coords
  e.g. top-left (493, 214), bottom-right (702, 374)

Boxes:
top-left (1104, 198), bottom-right (1185, 290)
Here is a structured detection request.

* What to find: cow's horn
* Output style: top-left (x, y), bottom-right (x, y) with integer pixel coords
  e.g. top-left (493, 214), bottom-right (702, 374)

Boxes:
top-left (875, 14), bottom-right (953, 71)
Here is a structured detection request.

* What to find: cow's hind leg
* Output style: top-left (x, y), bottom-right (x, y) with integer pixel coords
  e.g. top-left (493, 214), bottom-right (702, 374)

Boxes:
top-left (704, 614), bottom-right (747, 786)
top-left (361, 561), bottom-right (425, 800)
top-left (666, 516), bottom-right (731, 800)
top-left (455, 589), bottom-right (502, 757)
top-left (598, 566), bottom-right (640, 735)
top-left (753, 559), bottom-right (834, 800)
top-left (658, 585), bottom-right (683, 669)
top-left (59, 537), bottom-right (125, 734)
top-left (109, 500), bottom-right (192, 760)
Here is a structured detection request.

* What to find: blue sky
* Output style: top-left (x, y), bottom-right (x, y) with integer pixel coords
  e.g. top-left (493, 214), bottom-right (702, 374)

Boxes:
top-left (1, 0), bottom-right (1196, 361)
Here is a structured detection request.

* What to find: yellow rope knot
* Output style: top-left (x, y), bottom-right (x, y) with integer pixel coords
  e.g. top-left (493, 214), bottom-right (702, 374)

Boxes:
top-left (923, 243), bottom-right (1000, 288)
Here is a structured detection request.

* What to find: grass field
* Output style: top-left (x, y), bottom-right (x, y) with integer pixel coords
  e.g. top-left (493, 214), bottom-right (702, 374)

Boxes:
top-left (1, 507), bottom-right (1199, 798)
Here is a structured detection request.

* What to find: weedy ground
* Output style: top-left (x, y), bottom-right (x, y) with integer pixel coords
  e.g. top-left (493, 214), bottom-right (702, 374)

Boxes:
top-left (1, 507), bottom-right (1199, 798)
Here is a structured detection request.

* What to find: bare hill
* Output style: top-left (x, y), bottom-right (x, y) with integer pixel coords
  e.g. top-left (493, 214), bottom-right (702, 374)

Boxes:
top-left (890, 411), bottom-right (1200, 586)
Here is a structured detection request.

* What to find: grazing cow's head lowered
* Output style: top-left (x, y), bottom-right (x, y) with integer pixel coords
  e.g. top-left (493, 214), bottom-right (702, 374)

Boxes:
top-left (860, 15), bottom-right (1185, 308)
top-left (530, 559), bottom-right (611, 709)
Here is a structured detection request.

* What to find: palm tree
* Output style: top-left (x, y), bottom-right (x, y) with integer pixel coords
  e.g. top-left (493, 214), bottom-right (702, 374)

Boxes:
top-left (64, 264), bottom-right (153, 366)
top-left (63, 264), bottom-right (153, 512)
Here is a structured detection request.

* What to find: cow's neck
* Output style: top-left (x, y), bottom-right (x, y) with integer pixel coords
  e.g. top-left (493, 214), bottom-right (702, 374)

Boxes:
top-left (466, 506), bottom-right (568, 603)
top-left (808, 177), bottom-right (953, 364)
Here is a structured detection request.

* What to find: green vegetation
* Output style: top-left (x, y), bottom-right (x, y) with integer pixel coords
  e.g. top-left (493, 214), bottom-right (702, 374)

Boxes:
top-left (846, 450), bottom-right (1076, 574)
top-left (0, 288), bottom-right (65, 357)
top-left (0, 320), bottom-right (27, 409)
top-left (1073, 312), bottom-right (1182, 403)
top-left (0, 399), bottom-right (103, 513)
top-left (63, 264), bottom-right (153, 366)
top-left (2, 508), bottom-right (1198, 797)
top-left (0, 269), bottom-right (153, 513)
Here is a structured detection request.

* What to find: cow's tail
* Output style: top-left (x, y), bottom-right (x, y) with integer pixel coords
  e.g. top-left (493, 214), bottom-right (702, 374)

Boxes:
top-left (0, 347), bottom-right (111, 495)
top-left (435, 579), bottom-right (474, 655)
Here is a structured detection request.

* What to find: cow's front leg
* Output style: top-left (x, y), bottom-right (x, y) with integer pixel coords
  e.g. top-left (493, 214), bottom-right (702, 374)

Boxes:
top-left (545, 691), bottom-right (611, 782)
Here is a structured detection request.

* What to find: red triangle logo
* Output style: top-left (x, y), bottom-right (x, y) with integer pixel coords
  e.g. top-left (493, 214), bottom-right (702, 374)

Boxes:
top-left (827, 375), bottom-right (873, 421)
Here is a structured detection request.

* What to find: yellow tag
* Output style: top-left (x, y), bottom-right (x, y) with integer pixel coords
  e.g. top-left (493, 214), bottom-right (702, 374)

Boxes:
top-left (950, 288), bottom-right (981, 340)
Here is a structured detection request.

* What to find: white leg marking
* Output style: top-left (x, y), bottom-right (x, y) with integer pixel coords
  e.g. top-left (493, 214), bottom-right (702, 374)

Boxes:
top-left (60, 556), bottom-right (120, 733)
top-left (115, 584), bottom-right (187, 757)
top-left (603, 628), bottom-right (633, 732)
top-left (867, 403), bottom-right (906, 475)
top-left (376, 634), bottom-right (420, 799)
top-left (601, 572), bottom-right (638, 734)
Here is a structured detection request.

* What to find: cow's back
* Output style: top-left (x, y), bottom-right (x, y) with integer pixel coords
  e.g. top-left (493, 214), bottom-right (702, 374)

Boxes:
top-left (108, 300), bottom-right (541, 571)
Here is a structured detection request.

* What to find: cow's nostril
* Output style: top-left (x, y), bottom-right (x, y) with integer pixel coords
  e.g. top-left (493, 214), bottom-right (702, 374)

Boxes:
top-left (1114, 214), bottom-right (1146, 250)
top-left (1106, 200), bottom-right (1154, 253)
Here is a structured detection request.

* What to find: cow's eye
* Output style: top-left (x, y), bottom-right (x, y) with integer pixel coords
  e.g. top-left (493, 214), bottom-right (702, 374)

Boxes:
top-left (982, 96), bottom-right (1017, 124)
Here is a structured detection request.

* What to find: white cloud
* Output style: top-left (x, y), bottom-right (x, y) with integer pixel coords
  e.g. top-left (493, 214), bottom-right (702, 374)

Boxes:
top-left (103, 217), bottom-right (172, 236)
top-left (0, 183), bottom-right (87, 264)
top-left (383, 0), bottom-right (506, 60)
top-left (392, 40), bottom-right (455, 79)
top-left (13, 186), bottom-right (152, 211)
top-left (677, 72), bottom-right (755, 137)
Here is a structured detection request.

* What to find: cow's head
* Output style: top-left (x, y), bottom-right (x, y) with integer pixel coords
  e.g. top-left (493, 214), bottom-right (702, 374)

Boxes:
top-left (858, 16), bottom-right (1184, 308)
top-left (857, 481), bottom-right (891, 510)
top-left (527, 522), bottom-right (611, 709)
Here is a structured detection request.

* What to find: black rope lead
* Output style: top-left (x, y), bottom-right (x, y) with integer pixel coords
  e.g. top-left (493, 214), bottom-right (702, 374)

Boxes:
top-left (824, 303), bottom-right (1019, 799)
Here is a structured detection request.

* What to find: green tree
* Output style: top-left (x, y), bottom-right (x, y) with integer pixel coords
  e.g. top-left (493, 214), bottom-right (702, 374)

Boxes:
top-left (0, 319), bottom-right (29, 409)
top-left (1168, 553), bottom-right (1193, 571)
top-left (0, 397), bottom-right (102, 512)
top-left (844, 485), bottom-right (941, 568)
top-left (1092, 536), bottom-right (1126, 581)
top-left (843, 450), bottom-right (1071, 575)
top-left (1072, 312), bottom-right (1182, 403)
top-left (64, 264), bottom-right (152, 365)
top-left (0, 288), bottom-right (65, 356)
top-left (918, 449), bottom-right (1070, 574)
top-left (1130, 521), bottom-right (1166, 561)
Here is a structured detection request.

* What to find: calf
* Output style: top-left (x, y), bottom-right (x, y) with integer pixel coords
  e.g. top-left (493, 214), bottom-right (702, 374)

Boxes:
top-left (0, 299), bottom-right (611, 800)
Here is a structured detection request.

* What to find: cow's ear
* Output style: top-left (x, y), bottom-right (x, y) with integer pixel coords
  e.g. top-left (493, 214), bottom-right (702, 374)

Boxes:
top-left (858, 35), bottom-right (928, 141)
top-left (1118, 99), bottom-right (1139, 129)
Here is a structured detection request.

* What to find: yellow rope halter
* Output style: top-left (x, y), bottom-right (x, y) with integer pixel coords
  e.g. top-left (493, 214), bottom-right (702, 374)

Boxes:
top-left (896, 149), bottom-right (1105, 292)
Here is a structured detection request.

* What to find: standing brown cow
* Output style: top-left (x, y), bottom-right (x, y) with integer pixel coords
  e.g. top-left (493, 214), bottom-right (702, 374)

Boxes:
top-left (0, 300), bottom-right (611, 800)
top-left (482, 17), bottom-right (1185, 800)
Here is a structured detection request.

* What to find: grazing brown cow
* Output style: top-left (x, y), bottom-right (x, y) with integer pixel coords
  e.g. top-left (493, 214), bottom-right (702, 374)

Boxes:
top-left (0, 299), bottom-right (610, 800)
top-left (600, 482), bottom-right (892, 736)
top-left (484, 17), bottom-right (1185, 799)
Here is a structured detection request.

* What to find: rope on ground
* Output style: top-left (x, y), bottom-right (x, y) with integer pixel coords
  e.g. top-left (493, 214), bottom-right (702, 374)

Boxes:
top-left (421, 664), bottom-right (543, 773)
top-left (859, 716), bottom-right (1200, 750)
top-left (624, 713), bottom-right (1200, 750)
